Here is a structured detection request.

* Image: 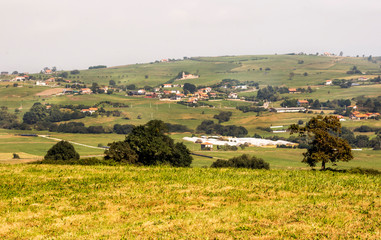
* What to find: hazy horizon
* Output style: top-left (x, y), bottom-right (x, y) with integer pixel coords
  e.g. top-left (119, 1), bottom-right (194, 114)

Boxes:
top-left (1, 0), bottom-right (380, 73)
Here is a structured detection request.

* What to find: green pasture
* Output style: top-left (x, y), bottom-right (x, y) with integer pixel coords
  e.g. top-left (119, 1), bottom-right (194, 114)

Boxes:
top-left (41, 55), bottom-right (381, 88)
top-left (280, 84), bottom-right (381, 102)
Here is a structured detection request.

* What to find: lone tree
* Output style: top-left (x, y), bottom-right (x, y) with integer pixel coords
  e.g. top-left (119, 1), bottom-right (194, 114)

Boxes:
top-left (105, 120), bottom-right (193, 167)
top-left (44, 141), bottom-right (80, 161)
top-left (289, 115), bottom-right (353, 169)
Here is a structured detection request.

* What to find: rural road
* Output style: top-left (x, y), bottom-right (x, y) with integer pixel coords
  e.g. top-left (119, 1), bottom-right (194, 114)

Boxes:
top-left (38, 135), bottom-right (106, 150)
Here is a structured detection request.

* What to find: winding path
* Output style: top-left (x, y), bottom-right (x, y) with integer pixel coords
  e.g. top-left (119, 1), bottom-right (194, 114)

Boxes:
top-left (38, 135), bottom-right (105, 150)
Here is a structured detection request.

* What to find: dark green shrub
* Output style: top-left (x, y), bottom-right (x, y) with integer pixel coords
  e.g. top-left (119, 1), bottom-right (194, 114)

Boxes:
top-left (44, 141), bottom-right (80, 161)
top-left (211, 154), bottom-right (270, 170)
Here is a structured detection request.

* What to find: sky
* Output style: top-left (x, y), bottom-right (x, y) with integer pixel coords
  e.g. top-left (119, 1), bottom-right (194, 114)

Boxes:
top-left (0, 0), bottom-right (380, 73)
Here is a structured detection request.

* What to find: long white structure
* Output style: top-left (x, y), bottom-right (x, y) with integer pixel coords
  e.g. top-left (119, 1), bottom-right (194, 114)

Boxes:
top-left (183, 136), bottom-right (294, 147)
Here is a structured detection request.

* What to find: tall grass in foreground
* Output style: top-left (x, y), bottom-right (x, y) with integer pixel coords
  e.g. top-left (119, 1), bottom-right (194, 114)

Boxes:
top-left (0, 165), bottom-right (380, 239)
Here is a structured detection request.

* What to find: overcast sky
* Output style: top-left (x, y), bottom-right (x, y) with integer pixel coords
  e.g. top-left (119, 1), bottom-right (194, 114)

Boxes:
top-left (1, 0), bottom-right (380, 73)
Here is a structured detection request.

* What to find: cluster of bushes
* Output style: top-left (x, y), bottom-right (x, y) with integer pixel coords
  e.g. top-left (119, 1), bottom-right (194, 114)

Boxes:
top-left (256, 86), bottom-right (287, 101)
top-left (113, 124), bottom-right (134, 134)
top-left (211, 154), bottom-right (270, 170)
top-left (332, 79), bottom-right (352, 88)
top-left (354, 125), bottom-right (381, 133)
top-left (177, 101), bottom-right (213, 108)
top-left (165, 123), bottom-right (192, 133)
top-left (340, 127), bottom-right (381, 150)
top-left (236, 106), bottom-right (266, 113)
top-left (256, 126), bottom-right (272, 132)
top-left (88, 65), bottom-right (107, 69)
top-left (346, 66), bottom-right (362, 75)
top-left (216, 144), bottom-right (238, 151)
top-left (209, 79), bottom-right (259, 91)
top-left (355, 96), bottom-right (381, 113)
top-left (95, 101), bottom-right (129, 108)
top-left (22, 103), bottom-right (86, 125)
top-left (213, 111), bottom-right (232, 123)
top-left (196, 120), bottom-right (248, 137)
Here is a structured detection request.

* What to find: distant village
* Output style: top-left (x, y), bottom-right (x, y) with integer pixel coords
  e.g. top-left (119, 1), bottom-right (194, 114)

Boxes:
top-left (1, 67), bottom-right (380, 122)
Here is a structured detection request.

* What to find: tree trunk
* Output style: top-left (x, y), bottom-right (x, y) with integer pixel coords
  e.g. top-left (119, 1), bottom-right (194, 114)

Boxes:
top-left (321, 161), bottom-right (326, 170)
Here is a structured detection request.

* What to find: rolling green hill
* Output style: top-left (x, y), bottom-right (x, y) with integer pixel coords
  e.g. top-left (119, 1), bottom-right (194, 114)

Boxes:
top-left (1, 54), bottom-right (381, 167)
top-left (41, 54), bottom-right (381, 87)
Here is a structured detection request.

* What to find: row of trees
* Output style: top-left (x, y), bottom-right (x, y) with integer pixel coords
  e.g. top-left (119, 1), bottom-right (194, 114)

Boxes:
top-left (196, 120), bottom-right (248, 137)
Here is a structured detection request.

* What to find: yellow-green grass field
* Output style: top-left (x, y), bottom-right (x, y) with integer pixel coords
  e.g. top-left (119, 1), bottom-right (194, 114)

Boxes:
top-left (0, 165), bottom-right (380, 239)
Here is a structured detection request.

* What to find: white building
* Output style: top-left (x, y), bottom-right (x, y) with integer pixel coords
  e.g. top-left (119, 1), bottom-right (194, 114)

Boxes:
top-left (36, 81), bottom-right (47, 86)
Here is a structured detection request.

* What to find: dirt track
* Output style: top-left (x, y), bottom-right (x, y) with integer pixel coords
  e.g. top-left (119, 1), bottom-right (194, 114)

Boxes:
top-left (35, 88), bottom-right (64, 96)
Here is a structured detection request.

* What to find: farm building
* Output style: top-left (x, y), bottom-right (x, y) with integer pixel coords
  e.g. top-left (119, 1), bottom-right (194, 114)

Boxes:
top-left (201, 142), bottom-right (213, 150)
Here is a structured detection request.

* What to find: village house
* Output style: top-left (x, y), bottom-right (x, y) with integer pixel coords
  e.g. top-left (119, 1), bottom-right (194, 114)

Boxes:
top-left (195, 92), bottom-right (209, 99)
top-left (46, 78), bottom-right (55, 83)
top-left (179, 72), bottom-right (199, 80)
top-left (163, 84), bottom-right (172, 88)
top-left (36, 81), bottom-right (47, 86)
top-left (201, 142), bottom-right (213, 150)
top-left (81, 107), bottom-right (98, 114)
top-left (199, 87), bottom-right (212, 93)
top-left (11, 76), bottom-right (26, 82)
top-left (44, 69), bottom-right (52, 74)
top-left (352, 113), bottom-right (369, 120)
top-left (81, 88), bottom-right (92, 94)
top-left (358, 77), bottom-right (369, 81)
top-left (297, 100), bottom-right (309, 107)
top-left (62, 88), bottom-right (74, 94)
top-left (235, 85), bottom-right (248, 90)
top-left (288, 88), bottom-right (297, 93)
top-left (187, 97), bottom-right (198, 104)
top-left (325, 80), bottom-right (332, 85)
top-left (137, 89), bottom-right (146, 95)
top-left (228, 93), bottom-right (238, 99)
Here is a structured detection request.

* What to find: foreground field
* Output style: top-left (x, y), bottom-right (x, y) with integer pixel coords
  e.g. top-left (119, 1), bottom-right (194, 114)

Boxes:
top-left (0, 165), bottom-right (380, 239)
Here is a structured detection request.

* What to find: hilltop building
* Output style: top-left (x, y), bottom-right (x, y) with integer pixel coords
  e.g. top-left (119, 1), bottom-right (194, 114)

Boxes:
top-left (179, 72), bottom-right (199, 80)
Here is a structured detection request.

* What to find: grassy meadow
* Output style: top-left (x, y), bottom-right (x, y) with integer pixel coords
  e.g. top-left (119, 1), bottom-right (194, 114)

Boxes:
top-left (0, 164), bottom-right (380, 239)
top-left (28, 54), bottom-right (381, 88)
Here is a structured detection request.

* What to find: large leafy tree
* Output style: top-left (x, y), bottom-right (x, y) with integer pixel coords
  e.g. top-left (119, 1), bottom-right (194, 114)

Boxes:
top-left (105, 120), bottom-right (193, 167)
top-left (44, 141), bottom-right (80, 161)
top-left (289, 115), bottom-right (353, 169)
top-left (104, 141), bottom-right (138, 164)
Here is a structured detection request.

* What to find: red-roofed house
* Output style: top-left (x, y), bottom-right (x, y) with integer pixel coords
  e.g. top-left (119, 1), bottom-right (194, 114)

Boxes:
top-left (81, 88), bottom-right (92, 94)
top-left (288, 88), bottom-right (297, 93)
top-left (297, 100), bottom-right (309, 107)
top-left (201, 142), bottom-right (213, 150)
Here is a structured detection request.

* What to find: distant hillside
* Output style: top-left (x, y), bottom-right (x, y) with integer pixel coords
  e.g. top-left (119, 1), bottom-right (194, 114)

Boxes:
top-left (59, 54), bottom-right (381, 87)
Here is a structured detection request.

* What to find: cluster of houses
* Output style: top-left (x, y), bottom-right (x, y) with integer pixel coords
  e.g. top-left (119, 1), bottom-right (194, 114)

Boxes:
top-left (351, 111), bottom-right (380, 120)
top-left (129, 84), bottom-right (217, 103)
top-left (0, 74), bottom-right (30, 82)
